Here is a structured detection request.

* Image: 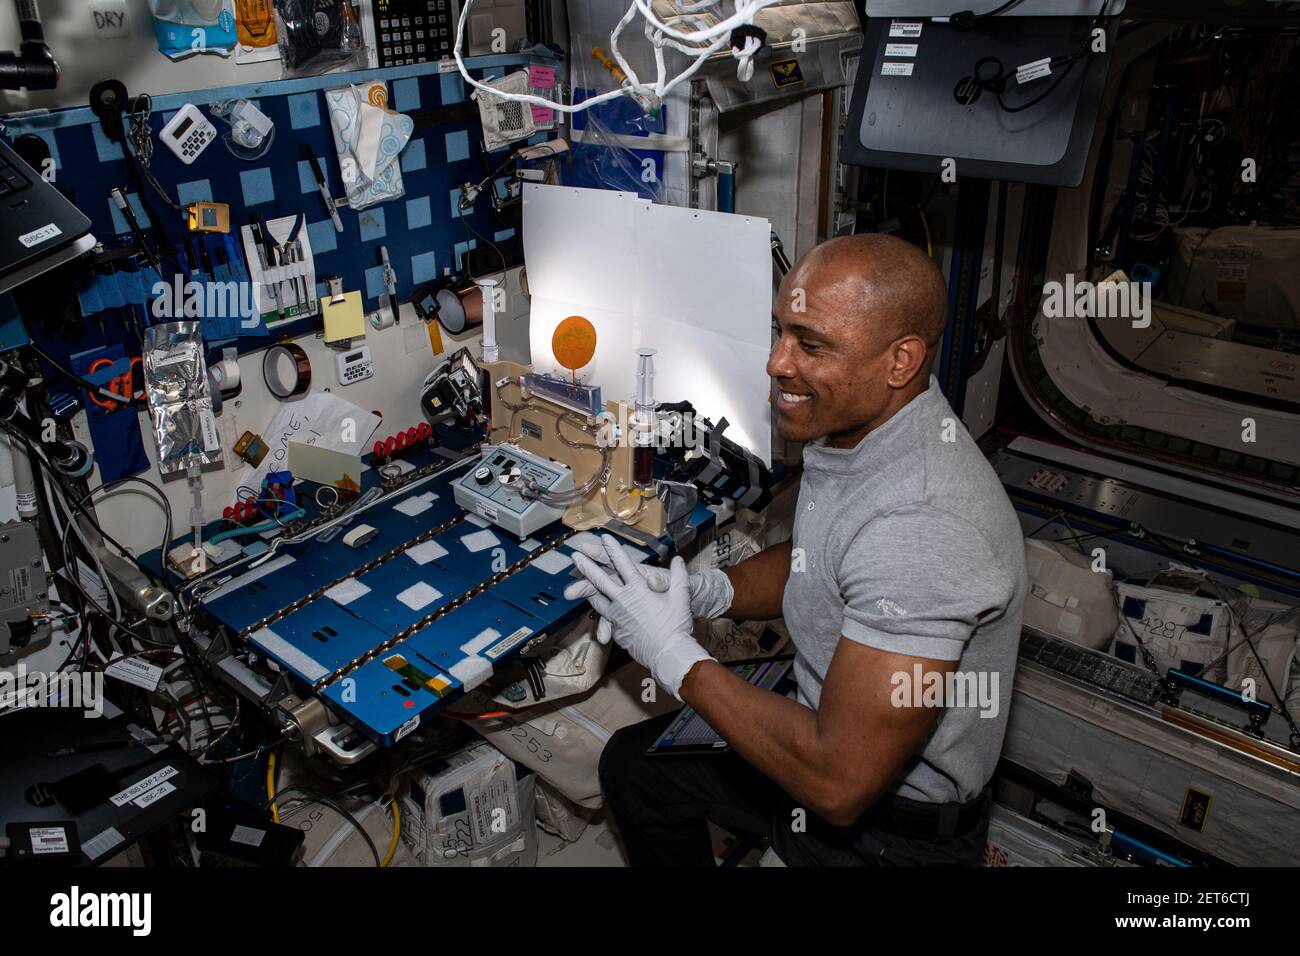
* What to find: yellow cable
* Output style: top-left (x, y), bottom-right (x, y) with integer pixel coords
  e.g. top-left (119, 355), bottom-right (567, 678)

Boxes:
top-left (266, 747), bottom-right (280, 824)
top-left (920, 209), bottom-right (933, 259)
top-left (381, 800), bottom-right (401, 867)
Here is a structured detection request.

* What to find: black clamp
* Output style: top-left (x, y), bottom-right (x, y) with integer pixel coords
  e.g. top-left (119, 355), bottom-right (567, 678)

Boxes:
top-left (729, 24), bottom-right (768, 55)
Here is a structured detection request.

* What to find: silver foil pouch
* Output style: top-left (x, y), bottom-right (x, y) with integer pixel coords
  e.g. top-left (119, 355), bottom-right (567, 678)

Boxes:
top-left (142, 321), bottom-right (223, 474)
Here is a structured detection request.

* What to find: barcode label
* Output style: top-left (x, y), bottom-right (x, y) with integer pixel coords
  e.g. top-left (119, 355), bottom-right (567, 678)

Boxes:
top-left (106, 655), bottom-right (164, 691)
top-left (889, 20), bottom-right (923, 38)
top-left (8, 565), bottom-right (33, 603)
top-left (30, 826), bottom-right (70, 855)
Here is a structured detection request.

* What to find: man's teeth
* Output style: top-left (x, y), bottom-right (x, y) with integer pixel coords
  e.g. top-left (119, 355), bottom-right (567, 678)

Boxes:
top-left (781, 392), bottom-right (811, 404)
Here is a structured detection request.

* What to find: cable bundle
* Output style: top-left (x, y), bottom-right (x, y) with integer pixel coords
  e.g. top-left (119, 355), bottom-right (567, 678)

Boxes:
top-left (453, 0), bottom-right (785, 115)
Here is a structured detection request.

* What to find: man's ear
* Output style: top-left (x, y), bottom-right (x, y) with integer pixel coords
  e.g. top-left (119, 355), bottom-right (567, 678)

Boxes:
top-left (887, 334), bottom-right (929, 389)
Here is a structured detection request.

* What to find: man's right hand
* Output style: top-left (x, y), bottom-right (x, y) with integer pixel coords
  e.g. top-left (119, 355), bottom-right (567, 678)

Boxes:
top-left (563, 532), bottom-right (734, 644)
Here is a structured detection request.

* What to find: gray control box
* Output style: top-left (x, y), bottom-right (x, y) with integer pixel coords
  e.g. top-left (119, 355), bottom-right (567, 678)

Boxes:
top-left (453, 444), bottom-right (575, 538)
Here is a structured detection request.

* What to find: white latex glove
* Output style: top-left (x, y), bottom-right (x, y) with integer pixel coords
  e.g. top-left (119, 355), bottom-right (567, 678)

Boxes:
top-left (569, 535), bottom-right (714, 701)
top-left (563, 531), bottom-right (734, 645)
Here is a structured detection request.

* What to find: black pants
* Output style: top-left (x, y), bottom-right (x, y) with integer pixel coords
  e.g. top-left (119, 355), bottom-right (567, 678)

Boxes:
top-left (599, 713), bottom-right (990, 866)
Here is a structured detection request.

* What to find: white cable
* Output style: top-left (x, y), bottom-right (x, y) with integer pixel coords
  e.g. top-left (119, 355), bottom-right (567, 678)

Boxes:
top-left (453, 0), bottom-right (628, 113)
top-left (43, 468), bottom-right (126, 630)
top-left (453, 0), bottom-right (775, 114)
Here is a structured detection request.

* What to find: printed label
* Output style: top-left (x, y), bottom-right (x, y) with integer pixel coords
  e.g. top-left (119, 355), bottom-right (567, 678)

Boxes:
top-left (484, 626), bottom-right (533, 661)
top-left (230, 824), bottom-right (267, 848)
top-left (18, 223), bottom-right (62, 248)
top-left (105, 655), bottom-right (164, 691)
top-left (8, 565), bottom-right (33, 604)
top-left (885, 43), bottom-right (918, 57)
top-left (200, 408), bottom-right (220, 453)
top-left (396, 715), bottom-right (421, 741)
top-left (467, 762), bottom-right (519, 845)
top-left (881, 62), bottom-right (914, 77)
top-left (111, 765), bottom-right (178, 807)
top-left (134, 780), bottom-right (175, 808)
top-left (889, 20), bottom-right (923, 38)
top-left (30, 826), bottom-right (70, 855)
top-left (156, 346), bottom-right (194, 367)
top-left (1016, 57), bottom-right (1053, 84)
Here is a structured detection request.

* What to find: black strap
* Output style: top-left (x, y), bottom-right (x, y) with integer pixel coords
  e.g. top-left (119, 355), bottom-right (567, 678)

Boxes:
top-left (865, 787), bottom-right (990, 842)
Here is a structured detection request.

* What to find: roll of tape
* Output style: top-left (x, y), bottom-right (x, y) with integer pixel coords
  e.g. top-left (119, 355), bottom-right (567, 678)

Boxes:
top-left (207, 369), bottom-right (223, 416)
top-left (211, 357), bottom-right (242, 398)
top-left (342, 524), bottom-right (378, 548)
top-left (263, 342), bottom-right (312, 400)
top-left (368, 307), bottom-right (395, 331)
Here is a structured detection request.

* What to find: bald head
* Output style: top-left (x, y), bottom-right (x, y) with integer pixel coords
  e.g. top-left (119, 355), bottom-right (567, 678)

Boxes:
top-left (768, 235), bottom-right (949, 448)
top-left (790, 234), bottom-right (948, 357)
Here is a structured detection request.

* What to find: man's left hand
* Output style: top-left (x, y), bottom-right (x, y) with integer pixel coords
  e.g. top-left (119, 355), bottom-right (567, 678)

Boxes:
top-left (569, 534), bottom-right (714, 700)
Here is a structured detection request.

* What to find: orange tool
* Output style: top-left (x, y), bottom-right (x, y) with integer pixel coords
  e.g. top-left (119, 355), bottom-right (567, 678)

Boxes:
top-left (86, 356), bottom-right (143, 412)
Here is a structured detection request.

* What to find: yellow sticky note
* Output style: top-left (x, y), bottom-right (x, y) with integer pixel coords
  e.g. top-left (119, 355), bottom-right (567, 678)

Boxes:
top-left (287, 440), bottom-right (361, 489)
top-left (322, 290), bottom-right (365, 343)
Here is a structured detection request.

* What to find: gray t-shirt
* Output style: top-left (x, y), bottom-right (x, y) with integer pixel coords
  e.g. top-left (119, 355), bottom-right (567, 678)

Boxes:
top-left (782, 375), bottom-right (1027, 804)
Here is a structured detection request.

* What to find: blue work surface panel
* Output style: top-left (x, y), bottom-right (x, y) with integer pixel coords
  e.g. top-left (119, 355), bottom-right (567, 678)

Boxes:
top-left (195, 448), bottom-right (703, 747)
top-left (330, 557), bottom-right (472, 634)
top-left (200, 553), bottom-right (322, 634)
top-left (246, 600), bottom-right (393, 686)
top-left (320, 594), bottom-right (540, 746)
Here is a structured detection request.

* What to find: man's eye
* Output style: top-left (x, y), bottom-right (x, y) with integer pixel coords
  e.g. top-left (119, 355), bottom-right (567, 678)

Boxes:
top-left (799, 340), bottom-right (819, 352)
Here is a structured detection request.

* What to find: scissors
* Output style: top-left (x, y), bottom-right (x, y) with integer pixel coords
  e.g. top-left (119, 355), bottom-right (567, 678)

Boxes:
top-left (86, 355), bottom-right (143, 412)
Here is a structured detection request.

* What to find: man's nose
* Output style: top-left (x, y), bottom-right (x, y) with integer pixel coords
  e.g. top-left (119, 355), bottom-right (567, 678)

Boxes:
top-left (767, 336), bottom-right (795, 379)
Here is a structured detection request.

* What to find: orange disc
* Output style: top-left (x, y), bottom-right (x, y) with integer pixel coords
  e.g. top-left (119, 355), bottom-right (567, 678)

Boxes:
top-left (552, 315), bottom-right (597, 371)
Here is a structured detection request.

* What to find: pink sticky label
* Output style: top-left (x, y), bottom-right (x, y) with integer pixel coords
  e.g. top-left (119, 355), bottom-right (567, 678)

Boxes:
top-left (531, 105), bottom-right (555, 124)
top-left (528, 65), bottom-right (556, 88)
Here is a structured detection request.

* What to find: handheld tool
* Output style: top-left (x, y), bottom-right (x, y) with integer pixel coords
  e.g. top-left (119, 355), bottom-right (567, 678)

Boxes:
top-left (305, 144), bottom-right (343, 232)
top-left (247, 212), bottom-right (279, 312)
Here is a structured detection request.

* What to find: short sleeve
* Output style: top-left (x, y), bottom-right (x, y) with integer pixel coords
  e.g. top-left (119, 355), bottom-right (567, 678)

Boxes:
top-left (838, 508), bottom-right (1016, 661)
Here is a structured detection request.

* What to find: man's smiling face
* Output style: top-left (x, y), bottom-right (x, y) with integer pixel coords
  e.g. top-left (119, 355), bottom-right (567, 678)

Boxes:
top-left (767, 265), bottom-right (899, 449)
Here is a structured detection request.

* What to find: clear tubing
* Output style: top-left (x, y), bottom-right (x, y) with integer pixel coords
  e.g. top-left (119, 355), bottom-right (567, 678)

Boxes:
top-left (494, 409), bottom-right (611, 505)
top-left (601, 480), bottom-right (647, 525)
top-left (187, 462), bottom-right (204, 557)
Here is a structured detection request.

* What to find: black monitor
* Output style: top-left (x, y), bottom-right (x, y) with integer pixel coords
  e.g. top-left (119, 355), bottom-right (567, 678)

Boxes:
top-left (842, 12), bottom-right (1118, 186)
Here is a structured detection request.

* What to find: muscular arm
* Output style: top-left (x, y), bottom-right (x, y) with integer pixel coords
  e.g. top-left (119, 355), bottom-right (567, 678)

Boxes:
top-left (678, 639), bottom-right (954, 826)
top-left (720, 539), bottom-right (793, 621)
